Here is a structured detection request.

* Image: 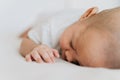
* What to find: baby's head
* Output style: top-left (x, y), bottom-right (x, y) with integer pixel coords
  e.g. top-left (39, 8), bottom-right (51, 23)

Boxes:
top-left (60, 7), bottom-right (120, 68)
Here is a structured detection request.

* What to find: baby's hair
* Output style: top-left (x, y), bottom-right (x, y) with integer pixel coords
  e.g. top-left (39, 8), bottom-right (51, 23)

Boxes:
top-left (103, 28), bottom-right (120, 68)
top-left (92, 23), bottom-right (120, 68)
top-left (79, 21), bottom-right (119, 68)
top-left (85, 7), bottom-right (120, 68)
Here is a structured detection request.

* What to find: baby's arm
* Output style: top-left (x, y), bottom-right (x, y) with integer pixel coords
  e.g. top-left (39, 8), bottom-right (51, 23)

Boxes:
top-left (19, 29), bottom-right (60, 63)
top-left (20, 38), bottom-right (38, 57)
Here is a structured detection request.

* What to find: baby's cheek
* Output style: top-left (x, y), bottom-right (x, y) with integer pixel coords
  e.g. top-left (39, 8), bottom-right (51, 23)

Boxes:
top-left (76, 48), bottom-right (92, 66)
top-left (77, 50), bottom-right (105, 67)
top-left (76, 53), bottom-right (89, 66)
top-left (77, 56), bottom-right (92, 67)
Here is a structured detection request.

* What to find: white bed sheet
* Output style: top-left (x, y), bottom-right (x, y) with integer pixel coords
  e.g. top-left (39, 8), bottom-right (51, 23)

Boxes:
top-left (0, 0), bottom-right (120, 79)
top-left (0, 31), bottom-right (120, 80)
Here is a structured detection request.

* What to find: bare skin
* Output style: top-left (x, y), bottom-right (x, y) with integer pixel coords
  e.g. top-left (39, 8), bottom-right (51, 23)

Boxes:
top-left (60, 7), bottom-right (120, 68)
top-left (20, 32), bottom-right (60, 63)
top-left (19, 7), bottom-right (98, 63)
top-left (20, 7), bottom-right (120, 68)
top-left (60, 7), bottom-right (100, 65)
top-left (20, 38), bottom-right (59, 63)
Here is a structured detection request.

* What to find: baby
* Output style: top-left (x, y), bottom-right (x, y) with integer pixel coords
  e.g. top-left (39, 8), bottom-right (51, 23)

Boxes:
top-left (20, 7), bottom-right (120, 68)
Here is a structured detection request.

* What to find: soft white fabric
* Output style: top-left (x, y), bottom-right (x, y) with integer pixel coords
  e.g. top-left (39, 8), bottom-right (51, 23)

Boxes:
top-left (28, 9), bottom-right (85, 50)
top-left (1, 32), bottom-right (120, 80)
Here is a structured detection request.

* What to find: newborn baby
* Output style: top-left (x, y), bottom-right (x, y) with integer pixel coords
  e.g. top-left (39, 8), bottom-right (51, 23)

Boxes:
top-left (20, 7), bottom-right (120, 68)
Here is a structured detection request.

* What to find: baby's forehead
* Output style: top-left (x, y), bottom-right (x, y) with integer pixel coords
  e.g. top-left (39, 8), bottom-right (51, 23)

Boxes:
top-left (75, 27), bottom-right (109, 48)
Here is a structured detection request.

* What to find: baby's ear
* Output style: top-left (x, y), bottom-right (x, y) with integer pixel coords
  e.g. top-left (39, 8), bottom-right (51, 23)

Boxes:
top-left (79, 7), bottom-right (99, 21)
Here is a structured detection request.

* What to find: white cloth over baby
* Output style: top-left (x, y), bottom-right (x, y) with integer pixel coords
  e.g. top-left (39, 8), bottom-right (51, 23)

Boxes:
top-left (28, 9), bottom-right (84, 50)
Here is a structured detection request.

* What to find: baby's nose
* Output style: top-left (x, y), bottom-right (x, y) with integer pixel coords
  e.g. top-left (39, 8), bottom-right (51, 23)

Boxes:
top-left (64, 51), bottom-right (74, 62)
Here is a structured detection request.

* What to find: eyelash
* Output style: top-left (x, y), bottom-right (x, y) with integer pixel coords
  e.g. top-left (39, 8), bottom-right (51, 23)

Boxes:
top-left (70, 41), bottom-right (78, 54)
top-left (70, 41), bottom-right (74, 50)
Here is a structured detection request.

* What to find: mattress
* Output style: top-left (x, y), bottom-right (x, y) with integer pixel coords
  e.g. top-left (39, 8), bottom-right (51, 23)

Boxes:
top-left (0, 32), bottom-right (120, 80)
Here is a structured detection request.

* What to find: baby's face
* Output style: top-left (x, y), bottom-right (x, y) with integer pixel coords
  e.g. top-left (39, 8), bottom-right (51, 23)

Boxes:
top-left (60, 16), bottom-right (105, 67)
top-left (59, 20), bottom-right (91, 65)
top-left (60, 7), bottom-right (120, 68)
top-left (59, 21), bottom-right (83, 64)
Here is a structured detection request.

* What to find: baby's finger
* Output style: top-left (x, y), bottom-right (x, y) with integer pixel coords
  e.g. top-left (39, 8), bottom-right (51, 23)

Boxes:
top-left (31, 51), bottom-right (43, 63)
top-left (46, 49), bottom-right (55, 63)
top-left (38, 49), bottom-right (52, 63)
top-left (25, 54), bottom-right (32, 62)
top-left (52, 49), bottom-right (60, 58)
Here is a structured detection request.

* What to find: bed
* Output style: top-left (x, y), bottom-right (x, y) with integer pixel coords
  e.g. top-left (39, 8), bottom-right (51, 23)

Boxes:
top-left (0, 0), bottom-right (120, 80)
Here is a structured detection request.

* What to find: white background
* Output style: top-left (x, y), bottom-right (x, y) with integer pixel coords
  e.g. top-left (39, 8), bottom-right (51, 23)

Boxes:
top-left (0, 0), bottom-right (119, 33)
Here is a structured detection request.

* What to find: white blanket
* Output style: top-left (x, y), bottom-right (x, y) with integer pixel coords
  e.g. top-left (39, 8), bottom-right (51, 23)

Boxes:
top-left (0, 31), bottom-right (120, 80)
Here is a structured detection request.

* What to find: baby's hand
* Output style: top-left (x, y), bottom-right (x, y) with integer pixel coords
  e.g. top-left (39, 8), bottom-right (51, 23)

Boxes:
top-left (25, 44), bottom-right (60, 63)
